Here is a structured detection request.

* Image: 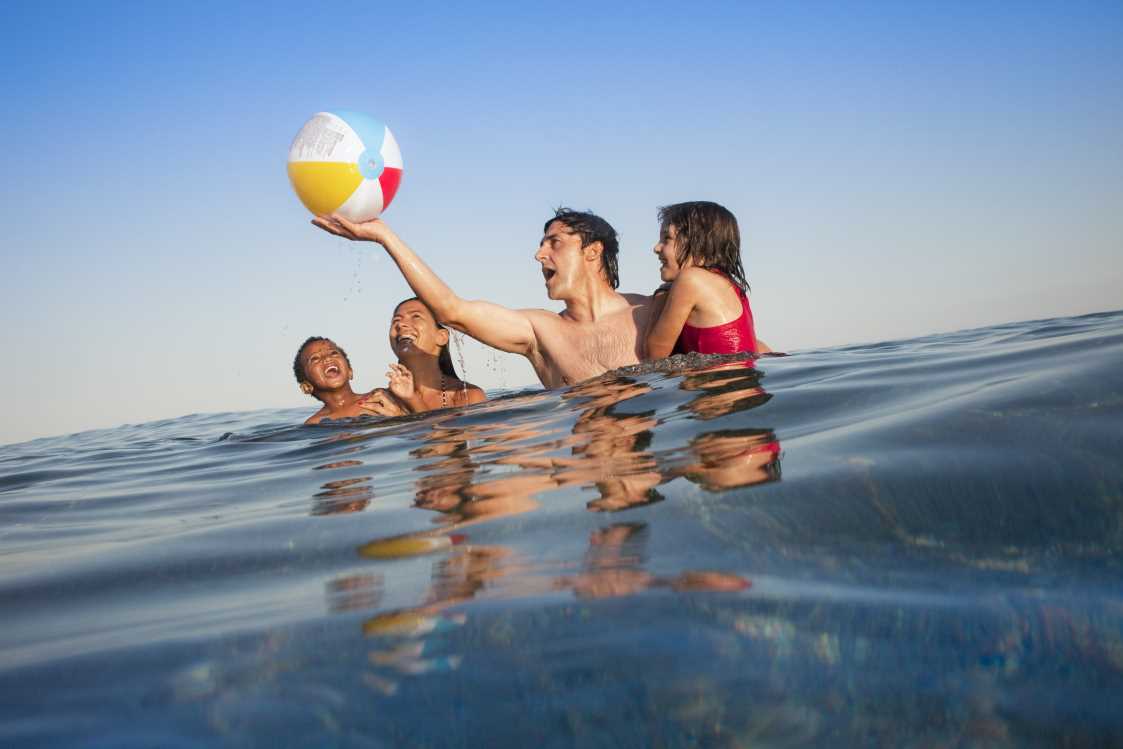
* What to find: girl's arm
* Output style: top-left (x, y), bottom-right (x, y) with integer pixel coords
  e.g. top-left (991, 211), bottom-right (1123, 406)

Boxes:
top-left (646, 272), bottom-right (706, 359)
top-left (640, 285), bottom-right (670, 359)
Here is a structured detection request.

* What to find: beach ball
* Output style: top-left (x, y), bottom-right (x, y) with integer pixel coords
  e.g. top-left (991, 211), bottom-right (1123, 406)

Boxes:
top-left (287, 110), bottom-right (403, 222)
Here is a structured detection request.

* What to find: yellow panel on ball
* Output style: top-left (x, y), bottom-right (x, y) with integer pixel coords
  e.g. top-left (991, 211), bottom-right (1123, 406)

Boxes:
top-left (287, 161), bottom-right (364, 216)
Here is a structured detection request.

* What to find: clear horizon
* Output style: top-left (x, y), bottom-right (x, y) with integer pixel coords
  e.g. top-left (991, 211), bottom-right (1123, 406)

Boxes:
top-left (2, 0), bottom-right (1121, 446)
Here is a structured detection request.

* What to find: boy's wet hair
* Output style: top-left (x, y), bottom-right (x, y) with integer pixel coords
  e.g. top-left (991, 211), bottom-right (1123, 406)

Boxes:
top-left (544, 207), bottom-right (620, 289)
top-left (395, 298), bottom-right (459, 379)
top-left (658, 201), bottom-right (750, 292)
top-left (293, 336), bottom-right (351, 384)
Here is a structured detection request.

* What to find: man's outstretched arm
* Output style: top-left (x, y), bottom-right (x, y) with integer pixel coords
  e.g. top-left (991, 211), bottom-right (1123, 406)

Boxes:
top-left (313, 215), bottom-right (538, 357)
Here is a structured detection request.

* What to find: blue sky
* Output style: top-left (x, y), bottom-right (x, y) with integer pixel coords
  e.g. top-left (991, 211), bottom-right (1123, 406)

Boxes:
top-left (1, 0), bottom-right (1121, 445)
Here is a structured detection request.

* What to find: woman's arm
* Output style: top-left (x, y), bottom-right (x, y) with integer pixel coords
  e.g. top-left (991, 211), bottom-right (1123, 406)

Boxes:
top-left (460, 384), bottom-right (488, 406)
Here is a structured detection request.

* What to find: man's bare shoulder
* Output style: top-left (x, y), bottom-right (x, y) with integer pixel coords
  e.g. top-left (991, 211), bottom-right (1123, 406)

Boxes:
top-left (621, 292), bottom-right (655, 307)
top-left (517, 307), bottom-right (562, 317)
top-left (518, 307), bottom-right (569, 326)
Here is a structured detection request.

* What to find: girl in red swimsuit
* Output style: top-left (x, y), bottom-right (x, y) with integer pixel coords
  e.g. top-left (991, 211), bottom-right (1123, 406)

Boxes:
top-left (645, 201), bottom-right (769, 359)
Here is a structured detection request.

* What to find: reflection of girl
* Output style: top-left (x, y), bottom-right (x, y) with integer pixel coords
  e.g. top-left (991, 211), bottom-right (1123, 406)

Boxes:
top-left (681, 429), bottom-right (781, 491)
top-left (364, 298), bottom-right (487, 415)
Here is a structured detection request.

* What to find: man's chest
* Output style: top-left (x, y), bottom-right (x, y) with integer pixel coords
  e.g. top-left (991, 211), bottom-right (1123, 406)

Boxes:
top-left (538, 316), bottom-right (640, 382)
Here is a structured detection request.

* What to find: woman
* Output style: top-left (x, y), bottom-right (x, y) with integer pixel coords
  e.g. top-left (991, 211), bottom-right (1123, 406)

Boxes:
top-left (363, 297), bottom-right (486, 416)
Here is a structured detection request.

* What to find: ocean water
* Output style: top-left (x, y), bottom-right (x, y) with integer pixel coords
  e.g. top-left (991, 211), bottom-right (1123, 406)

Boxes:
top-left (2, 310), bottom-right (1122, 748)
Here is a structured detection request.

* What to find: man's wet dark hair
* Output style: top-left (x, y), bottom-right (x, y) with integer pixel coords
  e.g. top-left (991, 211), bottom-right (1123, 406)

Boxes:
top-left (658, 201), bottom-right (749, 292)
top-left (293, 336), bottom-right (351, 384)
top-left (395, 298), bottom-right (460, 379)
top-left (544, 207), bottom-right (620, 289)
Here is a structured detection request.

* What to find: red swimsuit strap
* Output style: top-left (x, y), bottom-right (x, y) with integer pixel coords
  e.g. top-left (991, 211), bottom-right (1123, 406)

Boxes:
top-left (682, 269), bottom-right (748, 331)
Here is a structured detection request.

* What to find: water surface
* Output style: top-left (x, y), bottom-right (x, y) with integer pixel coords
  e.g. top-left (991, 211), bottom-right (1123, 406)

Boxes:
top-left (2, 311), bottom-right (1122, 747)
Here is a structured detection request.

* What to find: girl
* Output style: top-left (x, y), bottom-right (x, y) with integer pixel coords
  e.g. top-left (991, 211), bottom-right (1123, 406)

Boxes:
top-left (645, 201), bottom-right (769, 359)
top-left (362, 297), bottom-right (487, 415)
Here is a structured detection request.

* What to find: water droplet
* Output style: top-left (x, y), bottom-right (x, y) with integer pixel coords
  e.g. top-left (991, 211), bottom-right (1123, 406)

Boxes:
top-left (450, 331), bottom-right (469, 381)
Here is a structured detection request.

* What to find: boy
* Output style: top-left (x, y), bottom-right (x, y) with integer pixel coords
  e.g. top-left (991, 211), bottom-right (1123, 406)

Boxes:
top-left (294, 336), bottom-right (399, 424)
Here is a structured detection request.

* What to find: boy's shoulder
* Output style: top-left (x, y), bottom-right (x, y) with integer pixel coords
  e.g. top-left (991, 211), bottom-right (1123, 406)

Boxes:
top-left (304, 406), bottom-right (331, 425)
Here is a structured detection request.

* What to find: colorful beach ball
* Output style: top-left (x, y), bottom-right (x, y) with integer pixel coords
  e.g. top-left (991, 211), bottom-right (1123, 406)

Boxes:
top-left (287, 110), bottom-right (403, 222)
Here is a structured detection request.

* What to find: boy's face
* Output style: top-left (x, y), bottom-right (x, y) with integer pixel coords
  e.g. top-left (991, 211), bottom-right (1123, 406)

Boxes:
top-left (299, 340), bottom-right (352, 393)
top-left (390, 300), bottom-right (449, 358)
top-left (653, 223), bottom-right (689, 282)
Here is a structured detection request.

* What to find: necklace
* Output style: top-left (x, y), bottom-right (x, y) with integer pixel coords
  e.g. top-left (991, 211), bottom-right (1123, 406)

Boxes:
top-left (440, 374), bottom-right (446, 409)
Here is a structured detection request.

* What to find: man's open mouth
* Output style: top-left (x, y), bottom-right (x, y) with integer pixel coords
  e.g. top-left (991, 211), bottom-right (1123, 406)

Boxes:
top-left (396, 335), bottom-right (415, 347)
top-left (542, 268), bottom-right (556, 282)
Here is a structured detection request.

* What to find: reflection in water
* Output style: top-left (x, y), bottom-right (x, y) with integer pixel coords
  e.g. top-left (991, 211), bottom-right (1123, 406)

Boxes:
top-left (555, 523), bottom-right (751, 599)
top-left (299, 362), bottom-right (781, 521)
top-left (394, 366), bottom-right (781, 522)
top-left (309, 451), bottom-right (375, 516)
top-left (353, 520), bottom-right (751, 695)
top-left (313, 477), bottom-right (373, 515)
top-left (680, 429), bottom-right (781, 491)
top-left (326, 573), bottom-right (383, 613)
top-left (329, 363), bottom-right (778, 696)
top-left (294, 362), bottom-right (780, 688)
top-left (677, 362), bottom-right (772, 420)
top-left (311, 459), bottom-right (373, 515)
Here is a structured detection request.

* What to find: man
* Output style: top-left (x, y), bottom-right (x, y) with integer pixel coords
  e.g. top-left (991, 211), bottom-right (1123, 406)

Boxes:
top-left (313, 208), bottom-right (656, 387)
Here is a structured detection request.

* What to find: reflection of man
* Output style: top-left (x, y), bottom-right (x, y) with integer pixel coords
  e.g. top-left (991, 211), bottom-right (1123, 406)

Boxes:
top-left (314, 209), bottom-right (657, 387)
top-left (556, 523), bottom-right (750, 599)
top-left (678, 363), bottom-right (771, 420)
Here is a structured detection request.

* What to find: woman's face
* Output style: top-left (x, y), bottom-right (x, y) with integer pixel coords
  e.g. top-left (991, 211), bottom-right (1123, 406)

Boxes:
top-left (389, 300), bottom-right (449, 359)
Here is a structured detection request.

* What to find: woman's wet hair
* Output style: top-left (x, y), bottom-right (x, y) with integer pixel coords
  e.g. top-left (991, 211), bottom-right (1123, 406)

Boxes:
top-left (658, 201), bottom-right (750, 292)
top-left (293, 336), bottom-right (351, 384)
top-left (545, 207), bottom-right (620, 289)
top-left (395, 298), bottom-right (459, 379)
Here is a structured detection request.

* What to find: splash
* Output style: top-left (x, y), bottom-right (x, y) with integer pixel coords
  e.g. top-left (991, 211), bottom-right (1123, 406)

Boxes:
top-left (450, 330), bottom-right (469, 393)
top-left (342, 246), bottom-right (366, 303)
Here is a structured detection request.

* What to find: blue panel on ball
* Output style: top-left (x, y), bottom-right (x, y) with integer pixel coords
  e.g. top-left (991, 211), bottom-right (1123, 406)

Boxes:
top-left (332, 110), bottom-right (387, 179)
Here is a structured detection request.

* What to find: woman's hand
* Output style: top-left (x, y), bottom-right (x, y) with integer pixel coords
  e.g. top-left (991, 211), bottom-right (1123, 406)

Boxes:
top-left (311, 214), bottom-right (398, 246)
top-left (359, 388), bottom-right (408, 417)
top-left (386, 363), bottom-right (416, 404)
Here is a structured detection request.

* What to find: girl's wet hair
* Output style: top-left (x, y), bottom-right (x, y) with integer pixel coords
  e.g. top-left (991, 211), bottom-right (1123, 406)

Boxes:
top-left (658, 201), bottom-right (750, 292)
top-left (293, 336), bottom-right (351, 384)
top-left (395, 298), bottom-right (459, 379)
